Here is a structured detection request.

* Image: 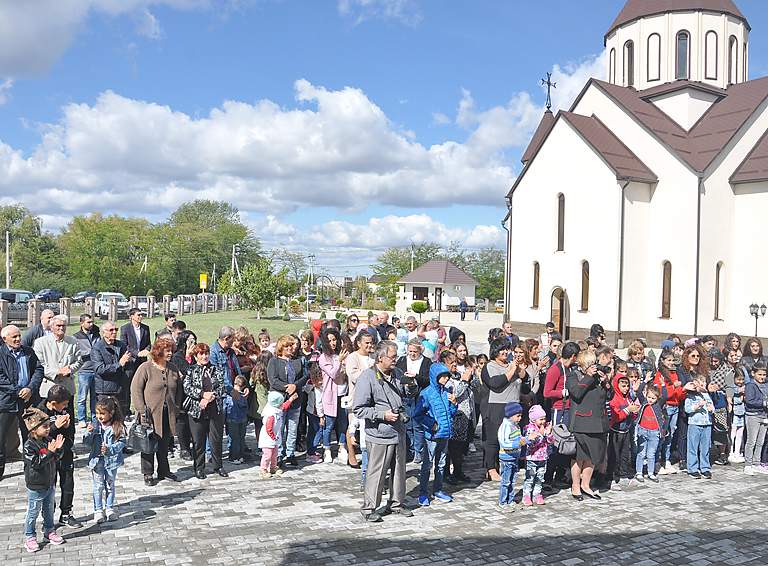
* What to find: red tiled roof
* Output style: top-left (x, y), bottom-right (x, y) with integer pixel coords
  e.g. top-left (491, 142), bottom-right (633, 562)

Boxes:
top-left (398, 260), bottom-right (477, 286)
top-left (606, 0), bottom-right (749, 40)
top-left (521, 110), bottom-right (555, 164)
top-left (731, 130), bottom-right (768, 184)
top-left (561, 112), bottom-right (658, 182)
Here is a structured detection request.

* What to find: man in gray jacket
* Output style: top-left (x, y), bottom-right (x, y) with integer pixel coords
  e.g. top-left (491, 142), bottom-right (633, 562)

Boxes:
top-left (353, 340), bottom-right (417, 522)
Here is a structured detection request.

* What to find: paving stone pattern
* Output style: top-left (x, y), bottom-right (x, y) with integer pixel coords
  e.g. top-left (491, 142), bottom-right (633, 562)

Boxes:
top-left (2, 425), bottom-right (768, 565)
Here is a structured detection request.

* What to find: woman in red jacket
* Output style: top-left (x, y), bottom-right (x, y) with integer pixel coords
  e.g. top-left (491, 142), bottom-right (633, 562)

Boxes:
top-left (653, 350), bottom-right (685, 475)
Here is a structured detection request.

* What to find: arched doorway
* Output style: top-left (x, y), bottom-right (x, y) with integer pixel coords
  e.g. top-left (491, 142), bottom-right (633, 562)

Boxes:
top-left (551, 287), bottom-right (570, 339)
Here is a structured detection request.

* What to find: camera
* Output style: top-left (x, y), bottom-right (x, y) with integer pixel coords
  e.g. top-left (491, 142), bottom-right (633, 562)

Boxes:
top-left (393, 406), bottom-right (410, 424)
top-left (595, 365), bottom-right (612, 375)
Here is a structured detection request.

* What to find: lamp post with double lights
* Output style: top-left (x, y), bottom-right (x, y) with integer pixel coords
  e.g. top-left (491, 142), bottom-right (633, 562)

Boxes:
top-left (749, 303), bottom-right (767, 337)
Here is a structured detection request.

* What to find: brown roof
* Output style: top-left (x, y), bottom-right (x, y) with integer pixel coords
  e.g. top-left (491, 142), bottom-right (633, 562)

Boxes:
top-left (731, 130), bottom-right (768, 184)
top-left (561, 112), bottom-right (658, 182)
top-left (606, 0), bottom-right (749, 40)
top-left (591, 77), bottom-right (768, 173)
top-left (639, 80), bottom-right (727, 100)
top-left (397, 260), bottom-right (478, 286)
top-left (521, 110), bottom-right (555, 164)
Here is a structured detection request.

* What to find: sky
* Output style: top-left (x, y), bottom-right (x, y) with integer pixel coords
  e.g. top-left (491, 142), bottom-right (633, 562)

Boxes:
top-left (1, 0), bottom-right (767, 277)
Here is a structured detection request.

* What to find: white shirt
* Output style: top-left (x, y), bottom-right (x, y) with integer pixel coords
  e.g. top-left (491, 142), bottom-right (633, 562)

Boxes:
top-left (133, 324), bottom-right (142, 349)
top-left (406, 355), bottom-right (423, 376)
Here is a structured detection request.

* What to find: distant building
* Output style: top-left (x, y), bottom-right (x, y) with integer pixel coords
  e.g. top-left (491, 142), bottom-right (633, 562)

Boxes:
top-left (396, 260), bottom-right (477, 314)
top-left (367, 274), bottom-right (388, 296)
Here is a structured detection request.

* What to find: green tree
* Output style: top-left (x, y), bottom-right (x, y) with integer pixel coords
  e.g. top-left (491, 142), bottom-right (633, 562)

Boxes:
top-left (372, 243), bottom-right (442, 281)
top-left (465, 248), bottom-right (505, 301)
top-left (218, 258), bottom-right (287, 319)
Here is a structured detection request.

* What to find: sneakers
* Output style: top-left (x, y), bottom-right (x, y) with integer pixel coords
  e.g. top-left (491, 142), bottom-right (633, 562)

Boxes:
top-left (498, 503), bottom-right (515, 513)
top-left (689, 471), bottom-right (701, 479)
top-left (338, 448), bottom-right (349, 464)
top-left (272, 468), bottom-right (284, 477)
top-left (307, 454), bottom-right (322, 464)
top-left (285, 455), bottom-right (298, 467)
top-left (259, 469), bottom-right (272, 480)
top-left (434, 491), bottom-right (453, 503)
top-left (647, 474), bottom-right (659, 483)
top-left (701, 471), bottom-right (712, 479)
top-left (94, 511), bottom-right (106, 524)
top-left (534, 495), bottom-right (545, 505)
top-left (59, 514), bottom-right (83, 528)
top-left (361, 511), bottom-right (383, 523)
top-left (522, 495), bottom-right (533, 506)
top-left (323, 450), bottom-right (333, 464)
top-left (105, 509), bottom-right (118, 522)
top-left (728, 454), bottom-right (745, 464)
top-left (744, 465), bottom-right (756, 475)
top-left (635, 474), bottom-right (645, 483)
top-left (44, 531), bottom-right (65, 545)
top-left (231, 458), bottom-right (244, 465)
top-left (418, 495), bottom-right (430, 507)
top-left (24, 537), bottom-right (39, 553)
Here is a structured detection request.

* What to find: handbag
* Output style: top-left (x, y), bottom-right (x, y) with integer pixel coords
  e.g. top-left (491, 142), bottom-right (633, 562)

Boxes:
top-left (712, 407), bottom-right (729, 433)
top-left (551, 423), bottom-right (577, 456)
top-left (127, 409), bottom-right (158, 454)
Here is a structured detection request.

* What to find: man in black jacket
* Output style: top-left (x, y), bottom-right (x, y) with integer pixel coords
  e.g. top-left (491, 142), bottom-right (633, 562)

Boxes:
top-left (119, 308), bottom-right (150, 418)
top-left (21, 308), bottom-right (55, 349)
top-left (396, 338), bottom-right (431, 463)
top-left (73, 314), bottom-right (100, 428)
top-left (0, 324), bottom-right (45, 481)
top-left (92, 322), bottom-right (131, 402)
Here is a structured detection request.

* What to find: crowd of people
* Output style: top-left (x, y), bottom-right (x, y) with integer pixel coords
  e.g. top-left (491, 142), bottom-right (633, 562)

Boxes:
top-left (2, 307), bottom-right (767, 547)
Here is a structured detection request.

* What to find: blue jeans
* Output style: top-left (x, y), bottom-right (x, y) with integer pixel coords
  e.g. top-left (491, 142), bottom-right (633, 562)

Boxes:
top-left (635, 426), bottom-right (661, 475)
top-left (404, 398), bottom-right (424, 459)
top-left (77, 370), bottom-right (96, 423)
top-left (687, 424), bottom-right (712, 473)
top-left (322, 411), bottom-right (348, 450)
top-left (306, 413), bottom-right (323, 455)
top-left (661, 405), bottom-right (679, 463)
top-left (24, 487), bottom-right (56, 537)
top-left (92, 467), bottom-right (118, 511)
top-left (499, 458), bottom-right (519, 505)
top-left (419, 437), bottom-right (448, 497)
top-left (282, 405), bottom-right (301, 458)
top-left (523, 460), bottom-right (546, 498)
top-left (227, 419), bottom-right (247, 460)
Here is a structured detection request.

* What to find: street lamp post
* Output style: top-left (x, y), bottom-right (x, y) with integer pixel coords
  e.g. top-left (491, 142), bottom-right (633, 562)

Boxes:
top-left (749, 303), bottom-right (767, 337)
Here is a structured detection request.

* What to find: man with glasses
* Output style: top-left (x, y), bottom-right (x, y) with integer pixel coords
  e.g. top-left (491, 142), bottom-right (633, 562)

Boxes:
top-left (91, 321), bottom-right (132, 404)
top-left (119, 308), bottom-right (151, 419)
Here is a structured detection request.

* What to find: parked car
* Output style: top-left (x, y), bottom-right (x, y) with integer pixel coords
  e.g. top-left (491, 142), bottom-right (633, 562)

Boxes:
top-left (475, 299), bottom-right (487, 311)
top-left (72, 290), bottom-right (97, 303)
top-left (95, 292), bottom-right (130, 318)
top-left (0, 288), bottom-right (35, 323)
top-left (495, 299), bottom-right (505, 313)
top-left (34, 288), bottom-right (63, 302)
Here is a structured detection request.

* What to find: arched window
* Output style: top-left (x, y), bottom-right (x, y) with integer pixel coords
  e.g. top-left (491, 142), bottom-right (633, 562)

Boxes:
top-left (647, 33), bottom-right (661, 81)
top-left (623, 41), bottom-right (635, 87)
top-left (556, 194), bottom-right (565, 251)
top-left (532, 262), bottom-right (540, 308)
top-left (714, 262), bottom-right (724, 320)
top-left (581, 261), bottom-right (590, 311)
top-left (609, 48), bottom-right (616, 83)
top-left (661, 261), bottom-right (672, 319)
top-left (729, 35), bottom-right (739, 84)
top-left (705, 31), bottom-right (718, 80)
top-left (676, 31), bottom-right (690, 80)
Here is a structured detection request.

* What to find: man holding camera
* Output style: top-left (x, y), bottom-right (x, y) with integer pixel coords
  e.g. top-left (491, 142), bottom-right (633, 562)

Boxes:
top-left (353, 340), bottom-right (416, 522)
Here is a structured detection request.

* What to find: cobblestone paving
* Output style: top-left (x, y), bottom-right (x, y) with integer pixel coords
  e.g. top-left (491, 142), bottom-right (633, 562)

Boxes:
top-left (2, 425), bottom-right (768, 565)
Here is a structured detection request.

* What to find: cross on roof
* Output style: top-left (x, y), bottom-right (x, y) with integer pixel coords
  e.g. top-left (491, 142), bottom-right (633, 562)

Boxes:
top-left (541, 72), bottom-right (557, 111)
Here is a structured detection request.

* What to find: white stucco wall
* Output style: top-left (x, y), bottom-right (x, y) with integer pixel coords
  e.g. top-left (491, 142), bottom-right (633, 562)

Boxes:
top-left (396, 283), bottom-right (476, 315)
top-left (650, 88), bottom-right (721, 130)
top-left (606, 11), bottom-right (749, 91)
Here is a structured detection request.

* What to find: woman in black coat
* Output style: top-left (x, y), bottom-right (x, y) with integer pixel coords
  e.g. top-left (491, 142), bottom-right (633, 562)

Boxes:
top-left (566, 348), bottom-right (612, 501)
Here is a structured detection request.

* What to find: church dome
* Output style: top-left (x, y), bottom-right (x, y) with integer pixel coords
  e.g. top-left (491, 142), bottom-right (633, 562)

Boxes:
top-left (605, 0), bottom-right (750, 91)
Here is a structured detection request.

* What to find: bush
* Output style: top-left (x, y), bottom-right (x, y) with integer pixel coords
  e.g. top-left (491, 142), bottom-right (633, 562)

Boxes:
top-left (320, 311), bottom-right (327, 320)
top-left (335, 299), bottom-right (344, 308)
top-left (367, 310), bottom-right (374, 318)
top-left (147, 289), bottom-right (156, 297)
top-left (298, 295), bottom-right (306, 303)
top-left (411, 301), bottom-right (428, 321)
top-left (386, 297), bottom-right (396, 309)
top-left (282, 311), bottom-right (291, 321)
top-left (335, 311), bottom-right (347, 322)
top-left (289, 300), bottom-right (302, 315)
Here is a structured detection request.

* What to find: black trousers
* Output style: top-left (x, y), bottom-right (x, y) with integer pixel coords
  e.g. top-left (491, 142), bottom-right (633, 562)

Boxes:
top-left (57, 448), bottom-right (75, 515)
top-left (176, 412), bottom-right (193, 454)
top-left (0, 407), bottom-right (29, 477)
top-left (608, 430), bottom-right (633, 480)
top-left (448, 439), bottom-right (468, 477)
top-left (141, 407), bottom-right (172, 477)
top-left (483, 403), bottom-right (506, 471)
top-left (189, 409), bottom-right (224, 472)
top-left (544, 408), bottom-right (570, 484)
top-left (676, 411), bottom-right (689, 467)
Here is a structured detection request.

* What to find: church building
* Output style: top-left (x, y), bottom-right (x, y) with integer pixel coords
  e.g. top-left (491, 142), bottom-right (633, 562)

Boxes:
top-left (503, 0), bottom-right (768, 344)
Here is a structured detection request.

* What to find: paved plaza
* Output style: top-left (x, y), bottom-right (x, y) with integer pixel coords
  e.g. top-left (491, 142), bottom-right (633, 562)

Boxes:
top-left (2, 423), bottom-right (768, 566)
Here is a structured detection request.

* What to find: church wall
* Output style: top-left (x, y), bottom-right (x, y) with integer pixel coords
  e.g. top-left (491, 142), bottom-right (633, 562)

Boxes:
top-left (508, 120), bottom-right (621, 333)
top-left (573, 85), bottom-right (701, 335)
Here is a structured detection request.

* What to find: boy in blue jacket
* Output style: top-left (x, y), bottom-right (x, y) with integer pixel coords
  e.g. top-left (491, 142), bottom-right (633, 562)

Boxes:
top-left (225, 376), bottom-right (250, 465)
top-left (414, 363), bottom-right (457, 507)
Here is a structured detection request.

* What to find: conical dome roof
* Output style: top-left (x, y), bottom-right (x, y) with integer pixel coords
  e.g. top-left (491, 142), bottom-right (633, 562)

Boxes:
top-left (606, 0), bottom-right (749, 39)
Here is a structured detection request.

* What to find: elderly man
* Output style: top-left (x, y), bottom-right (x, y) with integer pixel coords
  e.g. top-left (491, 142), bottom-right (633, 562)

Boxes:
top-left (91, 321), bottom-right (132, 402)
top-left (22, 308), bottom-right (55, 348)
top-left (210, 326), bottom-right (241, 390)
top-left (33, 315), bottom-right (82, 399)
top-left (73, 313), bottom-right (100, 427)
top-left (376, 312), bottom-right (390, 341)
top-left (396, 338), bottom-right (431, 463)
top-left (354, 340), bottom-right (416, 522)
top-left (0, 325), bottom-right (45, 480)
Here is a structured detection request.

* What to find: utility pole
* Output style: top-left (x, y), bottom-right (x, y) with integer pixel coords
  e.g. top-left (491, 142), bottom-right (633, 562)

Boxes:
top-left (231, 244), bottom-right (242, 285)
top-left (5, 231), bottom-right (10, 288)
top-left (212, 263), bottom-right (217, 293)
top-left (306, 254), bottom-right (316, 319)
top-left (410, 243), bottom-right (415, 272)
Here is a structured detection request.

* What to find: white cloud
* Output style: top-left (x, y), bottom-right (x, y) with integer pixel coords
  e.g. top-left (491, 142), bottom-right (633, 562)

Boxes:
top-left (337, 0), bottom-right (421, 26)
top-left (0, 79), bottom-right (13, 105)
top-left (136, 8), bottom-right (163, 40)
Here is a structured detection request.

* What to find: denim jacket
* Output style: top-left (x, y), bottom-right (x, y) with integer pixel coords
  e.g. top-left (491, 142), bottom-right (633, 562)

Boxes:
top-left (684, 391), bottom-right (713, 426)
top-left (83, 422), bottom-right (126, 472)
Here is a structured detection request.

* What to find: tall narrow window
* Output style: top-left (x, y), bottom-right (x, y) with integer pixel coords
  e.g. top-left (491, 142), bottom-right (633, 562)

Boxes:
top-left (532, 262), bottom-right (540, 308)
top-left (714, 262), bottom-right (724, 320)
top-left (609, 48), bottom-right (616, 83)
top-left (661, 261), bottom-right (672, 319)
top-left (557, 194), bottom-right (565, 251)
top-left (676, 31), bottom-right (690, 80)
top-left (647, 33), bottom-right (661, 81)
top-left (581, 261), bottom-right (590, 311)
top-left (623, 41), bottom-right (634, 87)
top-left (729, 36), bottom-right (738, 84)
top-left (705, 31), bottom-right (718, 80)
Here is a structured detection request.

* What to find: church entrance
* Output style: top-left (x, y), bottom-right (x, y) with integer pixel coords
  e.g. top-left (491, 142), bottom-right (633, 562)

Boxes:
top-left (551, 287), bottom-right (570, 339)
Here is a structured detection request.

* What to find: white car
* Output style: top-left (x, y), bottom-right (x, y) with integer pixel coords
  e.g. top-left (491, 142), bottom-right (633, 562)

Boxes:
top-left (95, 292), bottom-right (130, 318)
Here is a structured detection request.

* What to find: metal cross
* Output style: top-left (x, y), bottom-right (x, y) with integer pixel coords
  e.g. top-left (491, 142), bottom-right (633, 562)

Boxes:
top-left (541, 72), bottom-right (557, 111)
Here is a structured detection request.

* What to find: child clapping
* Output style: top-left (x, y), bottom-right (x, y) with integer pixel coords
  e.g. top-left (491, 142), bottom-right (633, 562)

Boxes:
top-left (522, 405), bottom-right (553, 506)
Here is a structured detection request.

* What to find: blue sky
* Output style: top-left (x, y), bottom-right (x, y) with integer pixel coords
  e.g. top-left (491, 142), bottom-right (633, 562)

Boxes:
top-left (0, 0), bottom-right (766, 276)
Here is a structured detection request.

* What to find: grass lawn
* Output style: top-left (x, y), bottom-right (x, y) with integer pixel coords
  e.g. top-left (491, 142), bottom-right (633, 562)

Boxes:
top-left (67, 310), bottom-right (308, 343)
